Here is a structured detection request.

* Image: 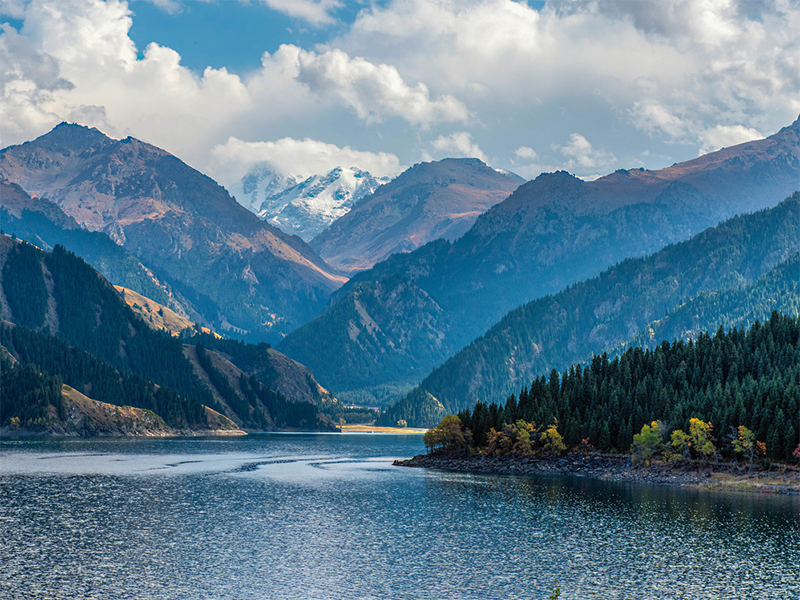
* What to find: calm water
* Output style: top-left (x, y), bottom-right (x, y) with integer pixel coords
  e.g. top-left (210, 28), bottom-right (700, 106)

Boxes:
top-left (0, 434), bottom-right (799, 600)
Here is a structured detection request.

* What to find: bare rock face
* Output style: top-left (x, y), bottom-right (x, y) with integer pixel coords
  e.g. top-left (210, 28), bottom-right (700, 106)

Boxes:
top-left (310, 158), bottom-right (524, 273)
top-left (0, 124), bottom-right (346, 341)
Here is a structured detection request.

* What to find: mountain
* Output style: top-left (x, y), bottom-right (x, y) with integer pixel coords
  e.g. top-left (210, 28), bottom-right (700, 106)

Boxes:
top-left (116, 285), bottom-right (201, 335)
top-left (0, 124), bottom-right (346, 341)
top-left (0, 235), bottom-right (337, 433)
top-left (232, 163), bottom-right (300, 213)
top-left (0, 179), bottom-right (193, 319)
top-left (181, 332), bottom-right (337, 408)
top-left (278, 274), bottom-right (452, 406)
top-left (257, 166), bottom-right (389, 241)
top-left (378, 193), bottom-right (800, 426)
top-left (112, 282), bottom-right (335, 408)
top-left (454, 312), bottom-right (800, 462)
top-left (280, 117), bottom-right (800, 404)
top-left (309, 158), bottom-right (525, 273)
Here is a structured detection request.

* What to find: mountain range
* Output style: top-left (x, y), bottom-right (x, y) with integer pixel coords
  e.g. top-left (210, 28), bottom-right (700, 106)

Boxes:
top-left (0, 124), bottom-right (345, 342)
top-left (310, 158), bottom-right (525, 273)
top-left (378, 192), bottom-right (800, 426)
top-left (0, 234), bottom-right (338, 434)
top-left (279, 116), bottom-right (800, 406)
top-left (2, 116), bottom-right (799, 432)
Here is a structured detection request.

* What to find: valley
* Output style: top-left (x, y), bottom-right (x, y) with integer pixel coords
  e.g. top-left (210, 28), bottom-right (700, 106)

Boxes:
top-left (2, 2), bottom-right (800, 598)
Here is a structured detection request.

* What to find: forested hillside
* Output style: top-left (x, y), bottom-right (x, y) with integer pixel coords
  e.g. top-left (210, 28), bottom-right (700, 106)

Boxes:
top-left (454, 312), bottom-right (800, 463)
top-left (381, 193), bottom-right (800, 426)
top-left (0, 236), bottom-right (336, 433)
top-left (0, 179), bottom-right (191, 317)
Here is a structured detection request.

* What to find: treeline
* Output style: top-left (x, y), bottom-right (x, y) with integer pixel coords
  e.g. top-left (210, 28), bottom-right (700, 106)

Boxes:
top-left (194, 343), bottom-right (330, 430)
top-left (407, 193), bottom-right (800, 421)
top-left (0, 354), bottom-right (64, 429)
top-left (44, 245), bottom-right (214, 405)
top-left (0, 323), bottom-right (205, 427)
top-left (1, 243), bottom-right (213, 425)
top-left (452, 313), bottom-right (800, 462)
top-left (0, 242), bottom-right (329, 431)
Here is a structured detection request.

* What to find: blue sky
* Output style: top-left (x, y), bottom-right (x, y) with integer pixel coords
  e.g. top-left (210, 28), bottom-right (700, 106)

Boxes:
top-left (127, 0), bottom-right (548, 76)
top-left (127, 0), bottom-right (354, 75)
top-left (0, 0), bottom-right (798, 200)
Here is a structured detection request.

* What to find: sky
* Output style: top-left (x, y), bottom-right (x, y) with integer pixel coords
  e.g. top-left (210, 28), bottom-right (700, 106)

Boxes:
top-left (0, 0), bottom-right (798, 198)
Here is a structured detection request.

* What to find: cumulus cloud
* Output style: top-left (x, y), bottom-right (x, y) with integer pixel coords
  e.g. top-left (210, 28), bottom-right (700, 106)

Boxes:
top-left (340, 0), bottom-right (800, 157)
top-left (698, 124), bottom-right (763, 154)
top-left (514, 146), bottom-right (538, 160)
top-left (429, 131), bottom-right (487, 161)
top-left (294, 47), bottom-right (469, 126)
top-left (553, 133), bottom-right (616, 171)
top-left (258, 0), bottom-right (342, 26)
top-left (0, 0), bottom-right (334, 173)
top-left (210, 136), bottom-right (403, 192)
top-left (0, 0), bottom-right (798, 186)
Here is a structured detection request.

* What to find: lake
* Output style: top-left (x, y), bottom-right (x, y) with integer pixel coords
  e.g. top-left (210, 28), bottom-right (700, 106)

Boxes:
top-left (1, 434), bottom-right (798, 599)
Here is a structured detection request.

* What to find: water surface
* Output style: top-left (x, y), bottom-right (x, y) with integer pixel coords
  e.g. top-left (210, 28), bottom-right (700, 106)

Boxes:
top-left (1, 434), bottom-right (798, 599)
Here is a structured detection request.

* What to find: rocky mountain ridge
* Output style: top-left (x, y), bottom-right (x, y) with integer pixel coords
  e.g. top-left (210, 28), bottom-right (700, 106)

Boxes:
top-left (0, 124), bottom-right (345, 341)
top-left (257, 166), bottom-right (389, 241)
top-left (310, 158), bottom-right (525, 273)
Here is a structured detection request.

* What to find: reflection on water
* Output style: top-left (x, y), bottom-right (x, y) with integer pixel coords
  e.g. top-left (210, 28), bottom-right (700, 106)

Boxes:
top-left (1, 434), bottom-right (798, 599)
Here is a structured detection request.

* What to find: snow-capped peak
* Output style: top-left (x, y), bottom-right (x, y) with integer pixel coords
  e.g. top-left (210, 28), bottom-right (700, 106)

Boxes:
top-left (231, 164), bottom-right (301, 213)
top-left (255, 166), bottom-right (389, 241)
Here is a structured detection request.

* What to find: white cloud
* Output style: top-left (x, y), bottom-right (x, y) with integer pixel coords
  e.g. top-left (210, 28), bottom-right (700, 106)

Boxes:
top-left (0, 0), bottom-right (798, 186)
top-left (339, 0), bottom-right (800, 158)
top-left (553, 133), bottom-right (615, 170)
top-left (514, 146), bottom-right (538, 160)
top-left (139, 0), bottom-right (183, 15)
top-left (0, 1), bottom-right (317, 170)
top-left (430, 131), bottom-right (486, 162)
top-left (294, 47), bottom-right (469, 126)
top-left (258, 0), bottom-right (342, 26)
top-left (699, 124), bottom-right (763, 154)
top-left (0, 0), bottom-right (26, 18)
top-left (210, 136), bottom-right (403, 192)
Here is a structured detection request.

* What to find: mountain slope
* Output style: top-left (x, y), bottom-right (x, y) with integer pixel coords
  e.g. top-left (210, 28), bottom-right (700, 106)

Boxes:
top-left (454, 312), bottom-right (800, 462)
top-left (113, 282), bottom-right (338, 410)
top-left (0, 124), bottom-right (345, 341)
top-left (258, 166), bottom-right (389, 241)
top-left (0, 236), bottom-right (336, 432)
top-left (626, 251), bottom-right (800, 351)
top-left (380, 193), bottom-right (800, 426)
top-left (310, 158), bottom-right (524, 273)
top-left (0, 179), bottom-right (191, 318)
top-left (278, 274), bottom-right (452, 403)
top-left (282, 117), bottom-right (800, 401)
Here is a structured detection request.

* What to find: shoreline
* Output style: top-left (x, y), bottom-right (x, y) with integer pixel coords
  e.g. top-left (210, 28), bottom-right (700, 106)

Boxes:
top-left (394, 453), bottom-right (800, 495)
top-left (339, 424), bottom-right (427, 434)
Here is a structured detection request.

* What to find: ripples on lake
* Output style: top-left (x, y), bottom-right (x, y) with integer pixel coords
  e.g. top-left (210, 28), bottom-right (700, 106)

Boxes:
top-left (1, 434), bottom-right (798, 599)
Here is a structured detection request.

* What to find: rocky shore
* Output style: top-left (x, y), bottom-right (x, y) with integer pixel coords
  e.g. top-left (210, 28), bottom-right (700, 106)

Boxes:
top-left (394, 453), bottom-right (800, 495)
